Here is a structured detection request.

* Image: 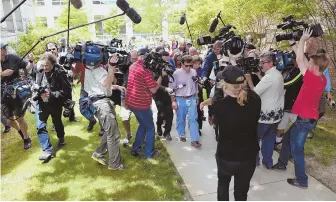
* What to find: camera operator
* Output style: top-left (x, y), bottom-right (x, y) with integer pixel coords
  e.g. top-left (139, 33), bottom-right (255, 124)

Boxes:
top-left (85, 53), bottom-right (125, 170)
top-left (273, 28), bottom-right (329, 188)
top-left (34, 52), bottom-right (72, 161)
top-left (169, 55), bottom-right (201, 147)
top-left (152, 50), bottom-right (174, 141)
top-left (245, 51), bottom-right (285, 169)
top-left (213, 66), bottom-right (261, 201)
top-left (120, 50), bottom-right (138, 146)
top-left (125, 48), bottom-right (166, 158)
top-left (1, 43), bottom-right (34, 149)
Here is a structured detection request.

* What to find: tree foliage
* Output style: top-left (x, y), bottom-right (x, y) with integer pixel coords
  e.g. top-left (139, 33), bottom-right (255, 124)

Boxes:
top-left (103, 8), bottom-right (125, 38)
top-left (10, 5), bottom-right (91, 59)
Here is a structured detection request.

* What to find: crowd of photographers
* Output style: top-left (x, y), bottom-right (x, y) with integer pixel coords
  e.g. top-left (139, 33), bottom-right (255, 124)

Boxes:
top-left (0, 14), bottom-right (334, 201)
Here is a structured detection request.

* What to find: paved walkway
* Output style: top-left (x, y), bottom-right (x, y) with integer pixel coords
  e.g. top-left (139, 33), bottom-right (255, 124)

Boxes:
top-left (158, 107), bottom-right (336, 201)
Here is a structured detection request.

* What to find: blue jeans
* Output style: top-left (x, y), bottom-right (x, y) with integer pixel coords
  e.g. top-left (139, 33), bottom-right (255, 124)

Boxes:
top-left (130, 108), bottom-right (155, 158)
top-left (35, 104), bottom-right (53, 154)
top-left (175, 96), bottom-right (199, 142)
top-left (279, 119), bottom-right (316, 186)
top-left (256, 123), bottom-right (278, 168)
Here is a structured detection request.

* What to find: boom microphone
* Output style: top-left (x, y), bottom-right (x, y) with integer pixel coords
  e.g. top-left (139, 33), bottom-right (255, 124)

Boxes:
top-left (179, 13), bottom-right (186, 25)
top-left (116, 0), bottom-right (142, 24)
top-left (70, 0), bottom-right (83, 9)
top-left (209, 18), bottom-right (218, 33)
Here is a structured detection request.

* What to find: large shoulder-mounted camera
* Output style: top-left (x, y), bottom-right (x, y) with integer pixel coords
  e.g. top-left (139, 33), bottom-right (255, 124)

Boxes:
top-left (72, 39), bottom-right (131, 70)
top-left (276, 14), bottom-right (324, 42)
top-left (236, 57), bottom-right (260, 74)
top-left (143, 52), bottom-right (174, 81)
top-left (197, 24), bottom-right (237, 46)
top-left (272, 49), bottom-right (296, 70)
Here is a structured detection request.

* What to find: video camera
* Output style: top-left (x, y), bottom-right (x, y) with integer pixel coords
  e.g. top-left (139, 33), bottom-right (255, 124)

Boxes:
top-left (197, 24), bottom-right (237, 46)
top-left (272, 49), bottom-right (296, 70)
top-left (59, 51), bottom-right (75, 70)
top-left (276, 14), bottom-right (324, 42)
top-left (236, 57), bottom-right (260, 74)
top-left (73, 39), bottom-right (131, 70)
top-left (32, 86), bottom-right (49, 102)
top-left (143, 52), bottom-right (174, 80)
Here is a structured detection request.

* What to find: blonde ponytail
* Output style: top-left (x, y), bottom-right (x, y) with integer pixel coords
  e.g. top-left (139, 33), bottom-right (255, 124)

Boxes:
top-left (219, 80), bottom-right (248, 106)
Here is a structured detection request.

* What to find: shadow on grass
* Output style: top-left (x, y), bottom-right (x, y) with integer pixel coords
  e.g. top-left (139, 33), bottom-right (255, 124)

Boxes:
top-left (23, 133), bottom-right (183, 200)
top-left (26, 187), bottom-right (69, 201)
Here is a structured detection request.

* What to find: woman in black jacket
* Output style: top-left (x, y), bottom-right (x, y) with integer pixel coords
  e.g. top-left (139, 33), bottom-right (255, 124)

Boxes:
top-left (212, 66), bottom-right (261, 201)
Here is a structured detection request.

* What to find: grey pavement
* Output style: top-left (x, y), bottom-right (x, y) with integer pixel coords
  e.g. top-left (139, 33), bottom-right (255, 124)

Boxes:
top-left (156, 107), bottom-right (336, 201)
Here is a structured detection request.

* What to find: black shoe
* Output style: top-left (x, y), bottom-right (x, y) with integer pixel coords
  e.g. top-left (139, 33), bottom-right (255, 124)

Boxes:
top-left (274, 141), bottom-right (282, 150)
top-left (199, 130), bottom-right (202, 136)
top-left (69, 117), bottom-right (80, 122)
top-left (3, 126), bottom-right (11, 133)
top-left (287, 178), bottom-right (308, 188)
top-left (87, 119), bottom-right (97, 131)
top-left (164, 134), bottom-right (172, 141)
top-left (131, 150), bottom-right (144, 157)
top-left (58, 138), bottom-right (66, 147)
top-left (99, 129), bottom-right (104, 136)
top-left (272, 162), bottom-right (287, 170)
top-left (23, 138), bottom-right (32, 150)
top-left (202, 116), bottom-right (206, 121)
top-left (157, 126), bottom-right (163, 136)
top-left (180, 136), bottom-right (187, 142)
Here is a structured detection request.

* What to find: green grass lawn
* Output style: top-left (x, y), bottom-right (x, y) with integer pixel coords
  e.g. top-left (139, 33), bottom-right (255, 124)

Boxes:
top-left (1, 86), bottom-right (185, 201)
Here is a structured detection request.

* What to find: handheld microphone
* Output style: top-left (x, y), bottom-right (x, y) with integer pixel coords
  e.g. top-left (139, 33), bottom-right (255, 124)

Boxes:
top-left (209, 18), bottom-right (218, 33)
top-left (179, 13), bottom-right (186, 25)
top-left (70, 0), bottom-right (83, 9)
top-left (116, 0), bottom-right (142, 24)
top-left (172, 84), bottom-right (186, 93)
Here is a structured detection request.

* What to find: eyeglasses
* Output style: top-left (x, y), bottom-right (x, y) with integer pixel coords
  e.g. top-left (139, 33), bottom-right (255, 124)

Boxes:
top-left (260, 61), bottom-right (271, 65)
top-left (47, 48), bottom-right (56, 52)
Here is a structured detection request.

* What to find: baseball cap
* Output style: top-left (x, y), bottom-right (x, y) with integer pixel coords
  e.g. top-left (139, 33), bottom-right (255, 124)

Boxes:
top-left (138, 47), bottom-right (149, 56)
top-left (1, 43), bottom-right (8, 49)
top-left (221, 65), bottom-right (245, 84)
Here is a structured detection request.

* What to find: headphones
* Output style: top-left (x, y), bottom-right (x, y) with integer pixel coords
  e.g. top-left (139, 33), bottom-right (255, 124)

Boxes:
top-left (45, 42), bottom-right (58, 51)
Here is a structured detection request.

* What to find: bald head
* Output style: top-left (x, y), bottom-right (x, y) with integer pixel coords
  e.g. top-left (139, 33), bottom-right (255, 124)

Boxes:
top-left (130, 50), bottom-right (138, 64)
top-left (189, 47), bottom-right (198, 56)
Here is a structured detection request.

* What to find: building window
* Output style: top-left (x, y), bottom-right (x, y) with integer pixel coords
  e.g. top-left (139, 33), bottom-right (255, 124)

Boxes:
top-left (35, 0), bottom-right (45, 6)
top-left (93, 0), bottom-right (116, 4)
top-left (52, 0), bottom-right (66, 5)
top-left (36, 17), bottom-right (47, 27)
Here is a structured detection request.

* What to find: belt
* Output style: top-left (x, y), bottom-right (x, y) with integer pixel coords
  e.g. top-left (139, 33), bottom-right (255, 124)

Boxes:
top-left (297, 116), bottom-right (316, 124)
top-left (90, 95), bottom-right (106, 103)
top-left (176, 94), bottom-right (195, 99)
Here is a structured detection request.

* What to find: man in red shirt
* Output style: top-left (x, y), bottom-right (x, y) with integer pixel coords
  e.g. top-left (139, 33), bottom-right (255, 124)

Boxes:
top-left (272, 28), bottom-right (329, 188)
top-left (125, 49), bottom-right (168, 158)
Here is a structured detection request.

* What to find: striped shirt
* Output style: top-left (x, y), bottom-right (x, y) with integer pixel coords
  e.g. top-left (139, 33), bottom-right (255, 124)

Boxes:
top-left (125, 59), bottom-right (158, 110)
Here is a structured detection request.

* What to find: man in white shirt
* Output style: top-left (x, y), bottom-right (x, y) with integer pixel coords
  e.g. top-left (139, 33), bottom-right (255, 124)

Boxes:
top-left (246, 51), bottom-right (285, 169)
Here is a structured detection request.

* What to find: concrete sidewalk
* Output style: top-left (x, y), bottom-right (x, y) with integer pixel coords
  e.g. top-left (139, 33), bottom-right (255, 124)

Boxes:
top-left (159, 108), bottom-right (336, 201)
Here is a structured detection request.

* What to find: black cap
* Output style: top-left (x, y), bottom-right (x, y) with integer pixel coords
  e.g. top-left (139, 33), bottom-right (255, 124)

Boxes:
top-left (138, 47), bottom-right (149, 56)
top-left (221, 65), bottom-right (245, 84)
top-left (1, 43), bottom-right (8, 49)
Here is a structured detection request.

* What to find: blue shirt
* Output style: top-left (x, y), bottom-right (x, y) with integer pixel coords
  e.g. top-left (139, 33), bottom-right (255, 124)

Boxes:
top-left (323, 68), bottom-right (331, 92)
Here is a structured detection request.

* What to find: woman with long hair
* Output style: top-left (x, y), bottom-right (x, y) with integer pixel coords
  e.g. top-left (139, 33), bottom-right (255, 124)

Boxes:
top-left (212, 66), bottom-right (261, 201)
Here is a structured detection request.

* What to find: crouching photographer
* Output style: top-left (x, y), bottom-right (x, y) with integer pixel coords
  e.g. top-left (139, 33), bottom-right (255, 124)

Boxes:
top-left (34, 52), bottom-right (72, 161)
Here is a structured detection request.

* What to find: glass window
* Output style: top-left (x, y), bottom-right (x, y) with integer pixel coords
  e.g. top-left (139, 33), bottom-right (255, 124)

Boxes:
top-left (35, 0), bottom-right (45, 6)
top-left (52, 0), bottom-right (66, 5)
top-left (93, 0), bottom-right (116, 4)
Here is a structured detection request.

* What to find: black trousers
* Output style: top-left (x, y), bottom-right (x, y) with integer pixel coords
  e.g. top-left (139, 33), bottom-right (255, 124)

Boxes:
top-left (154, 97), bottom-right (173, 135)
top-left (204, 82), bottom-right (213, 117)
top-left (216, 157), bottom-right (256, 201)
top-left (39, 103), bottom-right (65, 139)
top-left (197, 90), bottom-right (204, 129)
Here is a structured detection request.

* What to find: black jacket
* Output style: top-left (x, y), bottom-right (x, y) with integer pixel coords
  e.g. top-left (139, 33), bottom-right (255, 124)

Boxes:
top-left (37, 64), bottom-right (72, 106)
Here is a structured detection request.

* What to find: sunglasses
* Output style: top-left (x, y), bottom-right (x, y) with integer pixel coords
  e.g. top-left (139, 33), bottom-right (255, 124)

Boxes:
top-left (47, 48), bottom-right (56, 52)
top-left (184, 65), bottom-right (193, 68)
